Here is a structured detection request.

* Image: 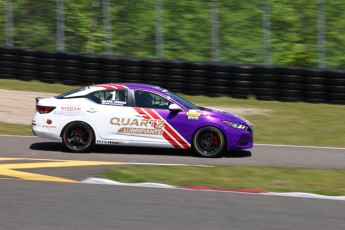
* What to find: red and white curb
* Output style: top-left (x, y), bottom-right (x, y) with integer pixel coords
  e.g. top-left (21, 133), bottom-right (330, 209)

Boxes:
top-left (81, 178), bottom-right (345, 201)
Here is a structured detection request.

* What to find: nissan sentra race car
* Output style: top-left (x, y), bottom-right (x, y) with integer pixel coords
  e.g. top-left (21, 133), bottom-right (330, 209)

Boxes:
top-left (32, 83), bottom-right (253, 157)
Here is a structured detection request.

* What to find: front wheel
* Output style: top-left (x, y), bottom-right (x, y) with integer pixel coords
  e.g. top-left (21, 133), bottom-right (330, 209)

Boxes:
top-left (62, 122), bottom-right (94, 153)
top-left (193, 126), bottom-right (226, 158)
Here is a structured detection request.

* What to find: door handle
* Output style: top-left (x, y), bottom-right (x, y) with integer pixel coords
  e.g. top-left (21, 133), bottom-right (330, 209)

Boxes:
top-left (86, 108), bottom-right (97, 113)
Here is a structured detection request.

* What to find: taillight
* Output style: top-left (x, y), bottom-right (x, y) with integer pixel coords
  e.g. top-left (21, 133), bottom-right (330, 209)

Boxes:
top-left (36, 105), bottom-right (56, 114)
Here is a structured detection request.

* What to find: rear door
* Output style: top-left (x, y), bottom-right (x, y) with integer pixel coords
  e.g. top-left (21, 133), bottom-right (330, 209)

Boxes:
top-left (85, 89), bottom-right (136, 143)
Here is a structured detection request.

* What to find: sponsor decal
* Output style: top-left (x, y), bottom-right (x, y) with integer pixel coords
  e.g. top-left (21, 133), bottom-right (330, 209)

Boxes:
top-left (61, 105), bottom-right (81, 111)
top-left (54, 110), bottom-right (85, 116)
top-left (54, 104), bottom-right (84, 116)
top-left (101, 100), bottom-right (127, 105)
top-left (134, 108), bottom-right (191, 149)
top-left (42, 125), bottom-right (57, 128)
top-left (118, 128), bottom-right (163, 135)
top-left (110, 117), bottom-right (165, 129)
top-left (96, 140), bottom-right (119, 144)
top-left (110, 117), bottom-right (165, 135)
top-left (187, 110), bottom-right (201, 120)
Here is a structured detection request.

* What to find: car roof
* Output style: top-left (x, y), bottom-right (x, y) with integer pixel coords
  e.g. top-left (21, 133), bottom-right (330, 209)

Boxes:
top-left (90, 83), bottom-right (166, 92)
top-left (60, 83), bottom-right (168, 98)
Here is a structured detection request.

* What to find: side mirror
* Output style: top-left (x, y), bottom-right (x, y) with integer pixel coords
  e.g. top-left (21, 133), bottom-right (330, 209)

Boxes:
top-left (169, 103), bottom-right (183, 111)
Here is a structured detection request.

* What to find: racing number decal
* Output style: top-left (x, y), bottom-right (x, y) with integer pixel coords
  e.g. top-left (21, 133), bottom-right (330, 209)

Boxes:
top-left (134, 108), bottom-right (191, 149)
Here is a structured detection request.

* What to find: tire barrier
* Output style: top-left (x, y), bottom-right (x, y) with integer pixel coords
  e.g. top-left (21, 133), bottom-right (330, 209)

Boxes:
top-left (0, 47), bottom-right (344, 104)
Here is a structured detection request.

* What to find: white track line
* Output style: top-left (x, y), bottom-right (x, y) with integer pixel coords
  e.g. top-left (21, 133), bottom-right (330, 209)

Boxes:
top-left (255, 143), bottom-right (345, 150)
top-left (82, 178), bottom-right (345, 201)
top-left (128, 163), bottom-right (213, 167)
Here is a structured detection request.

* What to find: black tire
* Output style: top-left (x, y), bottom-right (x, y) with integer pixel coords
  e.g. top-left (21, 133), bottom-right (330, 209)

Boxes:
top-left (231, 73), bottom-right (252, 81)
top-left (279, 82), bottom-right (302, 90)
top-left (211, 78), bottom-right (228, 86)
top-left (303, 91), bottom-right (325, 99)
top-left (62, 122), bottom-right (95, 153)
top-left (278, 89), bottom-right (301, 97)
top-left (193, 126), bottom-right (226, 158)
top-left (327, 78), bottom-right (345, 86)
top-left (327, 85), bottom-right (345, 93)
top-left (255, 74), bottom-right (276, 82)
top-left (279, 75), bottom-right (302, 83)
top-left (255, 88), bottom-right (278, 96)
top-left (327, 93), bottom-right (345, 100)
top-left (255, 81), bottom-right (276, 88)
top-left (209, 85), bottom-right (229, 93)
top-left (187, 69), bottom-right (206, 77)
top-left (304, 84), bottom-right (325, 91)
top-left (233, 80), bottom-right (252, 88)
top-left (303, 77), bottom-right (324, 84)
top-left (167, 69), bottom-right (185, 76)
top-left (0, 54), bottom-right (17, 62)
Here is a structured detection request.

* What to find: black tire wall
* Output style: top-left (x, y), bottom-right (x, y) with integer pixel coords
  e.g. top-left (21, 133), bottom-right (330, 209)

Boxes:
top-left (0, 47), bottom-right (344, 104)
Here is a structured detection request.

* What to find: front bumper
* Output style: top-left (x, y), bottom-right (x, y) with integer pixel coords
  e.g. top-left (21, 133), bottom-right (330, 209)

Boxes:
top-left (226, 129), bottom-right (253, 150)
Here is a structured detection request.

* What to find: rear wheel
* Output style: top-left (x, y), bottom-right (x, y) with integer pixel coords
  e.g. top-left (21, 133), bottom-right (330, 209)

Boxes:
top-left (193, 126), bottom-right (226, 157)
top-left (62, 122), bottom-right (94, 152)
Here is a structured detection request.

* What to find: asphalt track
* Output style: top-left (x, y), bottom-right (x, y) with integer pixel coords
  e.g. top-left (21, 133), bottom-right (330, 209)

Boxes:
top-left (0, 135), bottom-right (344, 230)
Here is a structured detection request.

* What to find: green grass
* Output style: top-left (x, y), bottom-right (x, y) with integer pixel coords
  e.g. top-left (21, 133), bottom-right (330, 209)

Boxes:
top-left (182, 95), bottom-right (345, 147)
top-left (1, 79), bottom-right (345, 147)
top-left (104, 165), bottom-right (345, 196)
top-left (0, 122), bottom-right (32, 136)
top-left (0, 79), bottom-right (79, 94)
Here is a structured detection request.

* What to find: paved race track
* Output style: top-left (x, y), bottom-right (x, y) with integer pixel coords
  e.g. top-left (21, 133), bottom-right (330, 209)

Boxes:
top-left (0, 136), bottom-right (344, 230)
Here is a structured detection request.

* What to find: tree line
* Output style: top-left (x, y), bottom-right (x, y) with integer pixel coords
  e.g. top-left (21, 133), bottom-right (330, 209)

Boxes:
top-left (0, 0), bottom-right (345, 68)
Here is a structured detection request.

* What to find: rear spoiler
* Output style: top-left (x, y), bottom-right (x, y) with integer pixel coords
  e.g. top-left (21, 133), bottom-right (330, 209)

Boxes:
top-left (35, 97), bottom-right (42, 103)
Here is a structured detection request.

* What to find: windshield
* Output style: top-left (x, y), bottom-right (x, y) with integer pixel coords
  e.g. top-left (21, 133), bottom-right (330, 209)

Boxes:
top-left (55, 87), bottom-right (87, 99)
top-left (165, 91), bottom-right (198, 110)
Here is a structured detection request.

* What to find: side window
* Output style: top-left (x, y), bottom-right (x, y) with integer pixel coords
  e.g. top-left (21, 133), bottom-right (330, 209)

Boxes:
top-left (135, 90), bottom-right (171, 109)
top-left (87, 90), bottom-right (128, 106)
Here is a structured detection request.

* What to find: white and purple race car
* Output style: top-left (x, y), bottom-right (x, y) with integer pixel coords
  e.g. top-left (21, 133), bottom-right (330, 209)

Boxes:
top-left (32, 83), bottom-right (253, 157)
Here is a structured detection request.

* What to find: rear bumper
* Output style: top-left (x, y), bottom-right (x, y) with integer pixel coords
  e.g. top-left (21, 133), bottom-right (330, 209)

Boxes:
top-left (32, 122), bottom-right (61, 140)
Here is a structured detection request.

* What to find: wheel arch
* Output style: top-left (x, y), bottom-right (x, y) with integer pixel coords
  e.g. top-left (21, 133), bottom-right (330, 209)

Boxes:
top-left (60, 120), bottom-right (96, 141)
top-left (191, 123), bottom-right (227, 144)
top-left (191, 124), bottom-right (228, 152)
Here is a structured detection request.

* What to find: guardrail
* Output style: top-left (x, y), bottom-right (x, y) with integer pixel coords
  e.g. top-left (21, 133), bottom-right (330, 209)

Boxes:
top-left (1, 47), bottom-right (344, 104)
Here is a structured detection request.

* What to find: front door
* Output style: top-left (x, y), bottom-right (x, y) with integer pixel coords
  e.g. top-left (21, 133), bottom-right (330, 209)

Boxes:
top-left (131, 90), bottom-right (190, 149)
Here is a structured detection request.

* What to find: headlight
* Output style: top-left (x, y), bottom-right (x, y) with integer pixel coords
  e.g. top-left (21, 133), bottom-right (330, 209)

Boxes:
top-left (223, 121), bottom-right (249, 130)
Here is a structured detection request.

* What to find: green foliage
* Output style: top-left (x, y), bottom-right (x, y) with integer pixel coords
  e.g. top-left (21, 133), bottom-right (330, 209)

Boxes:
top-left (1, 0), bottom-right (345, 67)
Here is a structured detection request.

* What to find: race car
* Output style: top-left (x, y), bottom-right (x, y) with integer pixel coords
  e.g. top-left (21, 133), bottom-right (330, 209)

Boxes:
top-left (32, 83), bottom-right (253, 157)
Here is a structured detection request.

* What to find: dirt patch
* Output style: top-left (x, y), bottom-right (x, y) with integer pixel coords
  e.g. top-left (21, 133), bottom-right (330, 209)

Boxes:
top-left (0, 89), bottom-right (56, 125)
top-left (206, 106), bottom-right (272, 116)
top-left (0, 89), bottom-right (270, 125)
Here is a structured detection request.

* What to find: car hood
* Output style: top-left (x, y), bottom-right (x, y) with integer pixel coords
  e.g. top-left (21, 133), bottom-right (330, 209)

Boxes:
top-left (196, 106), bottom-right (253, 126)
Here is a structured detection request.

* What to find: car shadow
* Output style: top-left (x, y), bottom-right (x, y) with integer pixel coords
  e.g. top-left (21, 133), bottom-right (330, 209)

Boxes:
top-left (30, 142), bottom-right (252, 158)
top-left (30, 142), bottom-right (64, 152)
top-left (223, 150), bottom-right (252, 158)
top-left (30, 142), bottom-right (191, 157)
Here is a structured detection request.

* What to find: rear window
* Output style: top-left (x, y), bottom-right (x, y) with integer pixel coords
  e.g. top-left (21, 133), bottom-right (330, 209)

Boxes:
top-left (55, 87), bottom-right (87, 99)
